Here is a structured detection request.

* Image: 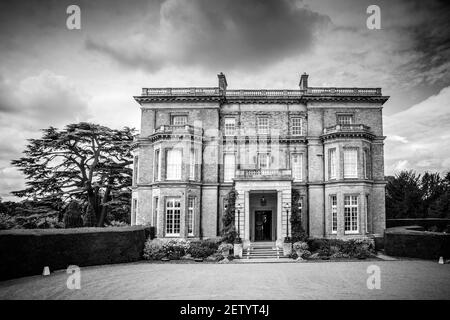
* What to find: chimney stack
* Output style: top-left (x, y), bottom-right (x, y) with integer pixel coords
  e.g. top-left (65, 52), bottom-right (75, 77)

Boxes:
top-left (218, 72), bottom-right (228, 91)
top-left (299, 72), bottom-right (309, 90)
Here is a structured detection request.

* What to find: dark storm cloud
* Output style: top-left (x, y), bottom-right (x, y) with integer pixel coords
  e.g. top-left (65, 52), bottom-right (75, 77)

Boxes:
top-left (85, 0), bottom-right (331, 71)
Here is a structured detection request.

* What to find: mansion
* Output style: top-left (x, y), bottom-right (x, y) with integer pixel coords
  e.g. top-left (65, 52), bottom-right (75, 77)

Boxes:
top-left (131, 73), bottom-right (389, 243)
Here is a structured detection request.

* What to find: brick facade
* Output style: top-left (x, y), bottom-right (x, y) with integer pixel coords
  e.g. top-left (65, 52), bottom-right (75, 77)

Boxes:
top-left (132, 74), bottom-right (389, 241)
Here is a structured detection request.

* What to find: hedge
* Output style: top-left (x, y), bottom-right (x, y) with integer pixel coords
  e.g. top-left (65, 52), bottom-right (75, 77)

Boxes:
top-left (384, 226), bottom-right (450, 260)
top-left (0, 226), bottom-right (154, 281)
top-left (386, 218), bottom-right (450, 229)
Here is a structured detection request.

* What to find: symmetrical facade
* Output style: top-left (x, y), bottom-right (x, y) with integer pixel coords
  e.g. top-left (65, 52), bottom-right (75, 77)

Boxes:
top-left (131, 73), bottom-right (389, 243)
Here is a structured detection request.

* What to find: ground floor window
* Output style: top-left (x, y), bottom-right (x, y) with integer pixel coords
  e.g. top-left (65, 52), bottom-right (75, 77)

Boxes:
top-left (344, 195), bottom-right (358, 233)
top-left (331, 195), bottom-right (337, 233)
top-left (166, 198), bottom-right (181, 236)
top-left (153, 197), bottom-right (159, 227)
top-left (187, 197), bottom-right (195, 236)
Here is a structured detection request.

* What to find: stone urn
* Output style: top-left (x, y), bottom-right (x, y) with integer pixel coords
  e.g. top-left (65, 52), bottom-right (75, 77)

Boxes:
top-left (234, 243), bottom-right (243, 258)
top-left (282, 242), bottom-right (292, 256)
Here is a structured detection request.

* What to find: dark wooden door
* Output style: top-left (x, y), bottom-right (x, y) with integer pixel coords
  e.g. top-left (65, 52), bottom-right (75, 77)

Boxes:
top-left (255, 210), bottom-right (272, 241)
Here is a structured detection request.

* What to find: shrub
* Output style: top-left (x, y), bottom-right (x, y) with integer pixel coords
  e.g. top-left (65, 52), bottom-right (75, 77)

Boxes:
top-left (188, 240), bottom-right (219, 259)
top-left (163, 239), bottom-right (190, 260)
top-left (83, 203), bottom-right (97, 227)
top-left (0, 213), bottom-right (15, 230)
top-left (108, 220), bottom-right (128, 227)
top-left (293, 241), bottom-right (309, 251)
top-left (143, 238), bottom-right (166, 260)
top-left (218, 243), bottom-right (233, 253)
top-left (63, 201), bottom-right (83, 228)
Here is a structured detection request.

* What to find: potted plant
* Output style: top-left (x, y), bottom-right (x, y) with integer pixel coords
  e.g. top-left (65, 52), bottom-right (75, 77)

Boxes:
top-left (233, 237), bottom-right (243, 258)
top-left (218, 243), bottom-right (233, 259)
top-left (282, 237), bottom-right (292, 256)
top-left (293, 241), bottom-right (309, 260)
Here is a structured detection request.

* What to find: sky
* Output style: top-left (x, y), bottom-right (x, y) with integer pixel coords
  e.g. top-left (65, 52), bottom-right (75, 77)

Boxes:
top-left (0, 0), bottom-right (449, 200)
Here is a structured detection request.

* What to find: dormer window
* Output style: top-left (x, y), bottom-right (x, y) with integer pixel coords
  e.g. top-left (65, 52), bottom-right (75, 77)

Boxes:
top-left (172, 115), bottom-right (187, 125)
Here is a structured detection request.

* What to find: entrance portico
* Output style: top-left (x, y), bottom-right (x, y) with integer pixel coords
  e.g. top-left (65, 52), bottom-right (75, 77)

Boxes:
top-left (234, 180), bottom-right (292, 243)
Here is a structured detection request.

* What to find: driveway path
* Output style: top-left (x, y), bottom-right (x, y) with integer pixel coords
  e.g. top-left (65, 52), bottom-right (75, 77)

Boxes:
top-left (0, 260), bottom-right (449, 299)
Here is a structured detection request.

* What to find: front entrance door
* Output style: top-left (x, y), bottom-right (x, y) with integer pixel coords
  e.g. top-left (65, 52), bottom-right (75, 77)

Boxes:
top-left (254, 210), bottom-right (272, 241)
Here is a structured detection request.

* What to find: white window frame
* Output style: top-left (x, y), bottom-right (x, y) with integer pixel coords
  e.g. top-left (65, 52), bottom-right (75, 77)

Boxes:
top-left (331, 195), bottom-right (337, 234)
top-left (165, 197), bottom-right (181, 236)
top-left (189, 148), bottom-right (197, 181)
top-left (344, 195), bottom-right (359, 234)
top-left (187, 197), bottom-right (195, 236)
top-left (338, 115), bottom-right (353, 125)
top-left (153, 148), bottom-right (161, 181)
top-left (329, 148), bottom-right (337, 180)
top-left (166, 149), bottom-right (182, 180)
top-left (172, 115), bottom-right (187, 125)
top-left (363, 149), bottom-right (371, 179)
top-left (257, 117), bottom-right (269, 134)
top-left (343, 148), bottom-right (358, 179)
top-left (291, 153), bottom-right (303, 181)
top-left (224, 153), bottom-right (235, 182)
top-left (258, 153), bottom-right (271, 169)
top-left (291, 117), bottom-right (304, 136)
top-left (224, 118), bottom-right (236, 136)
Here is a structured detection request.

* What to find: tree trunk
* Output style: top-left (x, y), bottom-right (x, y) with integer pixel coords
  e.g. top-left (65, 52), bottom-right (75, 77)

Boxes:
top-left (97, 177), bottom-right (113, 227)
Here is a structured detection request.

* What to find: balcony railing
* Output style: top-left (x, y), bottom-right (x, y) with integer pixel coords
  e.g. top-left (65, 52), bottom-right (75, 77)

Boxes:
top-left (154, 124), bottom-right (203, 135)
top-left (323, 124), bottom-right (372, 135)
top-left (140, 87), bottom-right (382, 97)
top-left (236, 169), bottom-right (292, 179)
top-left (306, 87), bottom-right (381, 96)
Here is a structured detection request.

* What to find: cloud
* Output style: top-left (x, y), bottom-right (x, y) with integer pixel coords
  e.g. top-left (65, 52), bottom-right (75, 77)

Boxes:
top-left (0, 70), bottom-right (91, 199)
top-left (85, 0), bottom-right (331, 72)
top-left (384, 86), bottom-right (450, 175)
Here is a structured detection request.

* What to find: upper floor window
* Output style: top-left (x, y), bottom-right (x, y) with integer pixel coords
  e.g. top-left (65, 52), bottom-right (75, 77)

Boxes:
top-left (291, 117), bottom-right (304, 136)
top-left (343, 148), bottom-right (358, 178)
top-left (166, 149), bottom-right (182, 180)
top-left (291, 153), bottom-right (303, 181)
top-left (189, 148), bottom-right (198, 180)
top-left (329, 148), bottom-right (337, 180)
top-left (258, 153), bottom-right (271, 169)
top-left (363, 149), bottom-right (371, 179)
top-left (172, 115), bottom-right (187, 125)
top-left (257, 117), bottom-right (269, 134)
top-left (187, 197), bottom-right (195, 236)
top-left (344, 195), bottom-right (359, 233)
top-left (224, 118), bottom-right (236, 136)
top-left (153, 149), bottom-right (160, 181)
top-left (338, 115), bottom-right (353, 125)
top-left (224, 153), bottom-right (235, 182)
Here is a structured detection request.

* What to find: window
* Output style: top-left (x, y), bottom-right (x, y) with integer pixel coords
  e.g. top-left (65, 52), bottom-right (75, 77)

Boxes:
top-left (153, 197), bottom-right (159, 227)
top-left (257, 117), bottom-right (269, 134)
top-left (344, 148), bottom-right (358, 178)
top-left (224, 118), bottom-right (236, 136)
top-left (172, 115), bottom-right (187, 125)
top-left (258, 153), bottom-right (271, 169)
top-left (344, 195), bottom-right (358, 233)
top-left (329, 149), bottom-right (337, 180)
top-left (133, 156), bottom-right (139, 184)
top-left (363, 149), bottom-right (371, 179)
top-left (291, 117), bottom-right (304, 135)
top-left (338, 115), bottom-right (353, 125)
top-left (154, 149), bottom-right (160, 181)
top-left (224, 153), bottom-right (235, 182)
top-left (132, 198), bottom-right (138, 223)
top-left (189, 149), bottom-right (198, 180)
top-left (365, 194), bottom-right (369, 234)
top-left (331, 195), bottom-right (337, 233)
top-left (166, 149), bottom-right (182, 180)
top-left (291, 153), bottom-right (303, 181)
top-left (165, 198), bottom-right (181, 236)
top-left (187, 197), bottom-right (195, 236)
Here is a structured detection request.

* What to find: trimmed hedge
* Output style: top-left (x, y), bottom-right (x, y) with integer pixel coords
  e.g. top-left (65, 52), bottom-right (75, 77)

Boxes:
top-left (386, 218), bottom-right (450, 229)
top-left (0, 226), bottom-right (154, 281)
top-left (384, 226), bottom-right (450, 259)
